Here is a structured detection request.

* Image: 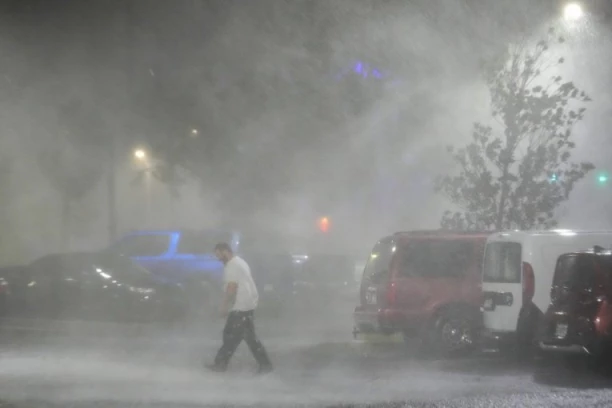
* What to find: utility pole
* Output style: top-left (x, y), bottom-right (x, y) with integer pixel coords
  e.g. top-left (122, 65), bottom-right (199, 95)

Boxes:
top-left (107, 0), bottom-right (135, 243)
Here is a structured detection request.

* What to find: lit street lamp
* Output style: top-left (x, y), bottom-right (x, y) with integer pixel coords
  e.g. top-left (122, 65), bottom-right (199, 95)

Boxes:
top-left (564, 2), bottom-right (584, 21)
top-left (132, 148), bottom-right (152, 226)
top-left (133, 148), bottom-right (147, 161)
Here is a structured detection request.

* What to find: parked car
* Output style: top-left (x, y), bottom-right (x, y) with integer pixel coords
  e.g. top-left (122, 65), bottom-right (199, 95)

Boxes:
top-left (106, 229), bottom-right (234, 317)
top-left (0, 252), bottom-right (187, 326)
top-left (481, 230), bottom-right (612, 354)
top-left (107, 229), bottom-right (296, 318)
top-left (538, 246), bottom-right (612, 360)
top-left (353, 230), bottom-right (489, 355)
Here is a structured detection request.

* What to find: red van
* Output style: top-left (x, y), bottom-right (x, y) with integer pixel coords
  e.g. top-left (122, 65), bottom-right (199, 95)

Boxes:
top-left (353, 230), bottom-right (488, 355)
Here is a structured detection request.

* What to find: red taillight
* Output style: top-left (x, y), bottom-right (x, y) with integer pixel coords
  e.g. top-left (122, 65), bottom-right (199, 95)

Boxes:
top-left (387, 282), bottom-right (396, 305)
top-left (522, 262), bottom-right (535, 305)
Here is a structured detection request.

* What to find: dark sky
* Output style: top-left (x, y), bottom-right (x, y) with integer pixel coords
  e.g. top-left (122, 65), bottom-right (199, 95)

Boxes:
top-left (0, 0), bottom-right (610, 256)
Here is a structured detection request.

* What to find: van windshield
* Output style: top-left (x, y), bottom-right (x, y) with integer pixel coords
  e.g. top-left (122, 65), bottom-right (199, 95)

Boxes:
top-left (362, 240), bottom-right (394, 284)
top-left (397, 239), bottom-right (473, 278)
top-left (483, 242), bottom-right (522, 283)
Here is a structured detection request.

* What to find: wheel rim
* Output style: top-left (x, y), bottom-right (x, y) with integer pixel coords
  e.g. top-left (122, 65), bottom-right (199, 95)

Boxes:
top-left (441, 317), bottom-right (473, 352)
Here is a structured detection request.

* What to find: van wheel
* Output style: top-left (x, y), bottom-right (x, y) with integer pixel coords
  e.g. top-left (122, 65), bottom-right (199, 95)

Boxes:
top-left (432, 310), bottom-right (478, 356)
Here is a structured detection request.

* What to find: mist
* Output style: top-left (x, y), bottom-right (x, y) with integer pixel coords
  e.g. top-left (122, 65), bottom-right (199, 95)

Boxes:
top-left (2, 0), bottom-right (608, 262)
top-left (0, 1), bottom-right (612, 406)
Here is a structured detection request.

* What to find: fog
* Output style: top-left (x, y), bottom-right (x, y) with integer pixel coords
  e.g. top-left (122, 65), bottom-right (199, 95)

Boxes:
top-left (0, 0), bottom-right (608, 263)
top-left (1, 0), bottom-right (612, 406)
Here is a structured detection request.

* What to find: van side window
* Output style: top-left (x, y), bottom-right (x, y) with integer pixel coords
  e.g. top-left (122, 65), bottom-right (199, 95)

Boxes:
top-left (397, 240), bottom-right (473, 278)
top-left (483, 242), bottom-right (522, 283)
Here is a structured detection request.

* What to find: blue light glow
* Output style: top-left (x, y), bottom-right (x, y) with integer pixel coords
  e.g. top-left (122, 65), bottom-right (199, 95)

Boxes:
top-left (335, 61), bottom-right (387, 81)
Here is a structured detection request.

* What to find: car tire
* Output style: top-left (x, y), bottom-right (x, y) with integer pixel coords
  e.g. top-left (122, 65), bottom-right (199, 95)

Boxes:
top-left (431, 309), bottom-right (479, 357)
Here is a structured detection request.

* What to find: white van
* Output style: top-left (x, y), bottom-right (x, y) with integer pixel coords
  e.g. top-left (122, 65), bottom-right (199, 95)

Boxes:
top-left (481, 230), bottom-right (612, 350)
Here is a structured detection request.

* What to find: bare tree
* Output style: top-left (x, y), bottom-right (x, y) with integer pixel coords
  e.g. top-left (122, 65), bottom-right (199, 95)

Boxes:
top-left (436, 29), bottom-right (594, 231)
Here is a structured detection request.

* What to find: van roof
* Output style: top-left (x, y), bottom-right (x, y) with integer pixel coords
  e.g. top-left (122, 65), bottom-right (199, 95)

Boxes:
top-left (488, 230), bottom-right (612, 241)
top-left (393, 229), bottom-right (493, 238)
top-left (566, 245), bottom-right (612, 256)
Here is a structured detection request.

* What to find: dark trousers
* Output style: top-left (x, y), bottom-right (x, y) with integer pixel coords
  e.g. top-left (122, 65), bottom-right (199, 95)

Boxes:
top-left (214, 310), bottom-right (271, 369)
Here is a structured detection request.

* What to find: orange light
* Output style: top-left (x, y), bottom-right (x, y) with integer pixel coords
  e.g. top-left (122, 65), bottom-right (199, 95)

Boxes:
top-left (318, 216), bottom-right (330, 232)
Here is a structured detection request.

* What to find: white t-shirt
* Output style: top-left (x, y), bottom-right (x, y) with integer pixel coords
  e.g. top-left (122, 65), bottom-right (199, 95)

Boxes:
top-left (224, 256), bottom-right (259, 311)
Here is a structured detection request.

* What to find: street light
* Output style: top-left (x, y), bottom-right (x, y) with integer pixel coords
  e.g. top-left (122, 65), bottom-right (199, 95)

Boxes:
top-left (133, 148), bottom-right (147, 161)
top-left (564, 2), bottom-right (584, 21)
top-left (190, 128), bottom-right (199, 138)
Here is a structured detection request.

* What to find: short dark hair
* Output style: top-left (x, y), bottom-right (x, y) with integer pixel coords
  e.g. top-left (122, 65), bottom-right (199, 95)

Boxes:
top-left (214, 242), bottom-right (233, 252)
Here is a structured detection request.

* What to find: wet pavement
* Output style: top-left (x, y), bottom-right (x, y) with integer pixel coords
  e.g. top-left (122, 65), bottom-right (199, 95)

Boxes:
top-left (1, 309), bottom-right (612, 407)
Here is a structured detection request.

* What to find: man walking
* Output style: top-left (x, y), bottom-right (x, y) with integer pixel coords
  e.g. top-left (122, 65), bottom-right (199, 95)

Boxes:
top-left (206, 242), bottom-right (273, 374)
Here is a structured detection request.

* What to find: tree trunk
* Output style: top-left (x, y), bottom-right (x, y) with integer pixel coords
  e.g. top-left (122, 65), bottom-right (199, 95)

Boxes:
top-left (496, 163), bottom-right (511, 231)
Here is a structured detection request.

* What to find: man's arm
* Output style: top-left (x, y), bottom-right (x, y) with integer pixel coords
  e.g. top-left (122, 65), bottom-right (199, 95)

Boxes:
top-left (220, 263), bottom-right (239, 316)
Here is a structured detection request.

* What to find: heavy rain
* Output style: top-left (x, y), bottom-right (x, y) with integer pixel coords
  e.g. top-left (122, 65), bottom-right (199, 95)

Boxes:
top-left (1, 0), bottom-right (612, 407)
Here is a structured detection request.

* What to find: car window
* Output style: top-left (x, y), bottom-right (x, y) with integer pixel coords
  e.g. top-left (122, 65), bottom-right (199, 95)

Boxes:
top-left (397, 239), bottom-right (473, 278)
top-left (176, 231), bottom-right (233, 255)
top-left (27, 256), bottom-right (70, 294)
top-left (483, 242), bottom-right (522, 283)
top-left (362, 239), bottom-right (394, 284)
top-left (93, 254), bottom-right (151, 280)
top-left (113, 234), bottom-right (170, 257)
top-left (29, 262), bottom-right (58, 290)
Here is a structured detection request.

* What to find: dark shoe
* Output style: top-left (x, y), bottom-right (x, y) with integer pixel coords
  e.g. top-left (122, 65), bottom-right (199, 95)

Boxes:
top-left (257, 364), bottom-right (273, 374)
top-left (205, 363), bottom-right (227, 373)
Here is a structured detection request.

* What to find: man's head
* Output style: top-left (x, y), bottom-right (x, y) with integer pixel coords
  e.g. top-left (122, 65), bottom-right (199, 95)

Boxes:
top-left (214, 242), bottom-right (234, 264)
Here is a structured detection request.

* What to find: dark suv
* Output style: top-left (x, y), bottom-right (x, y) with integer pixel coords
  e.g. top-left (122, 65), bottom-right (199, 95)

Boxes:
top-left (353, 230), bottom-right (488, 355)
top-left (538, 246), bottom-right (612, 359)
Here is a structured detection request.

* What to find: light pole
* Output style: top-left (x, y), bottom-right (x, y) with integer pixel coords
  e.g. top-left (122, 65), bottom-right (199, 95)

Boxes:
top-left (107, 139), bottom-right (117, 244)
top-left (133, 148), bottom-right (152, 226)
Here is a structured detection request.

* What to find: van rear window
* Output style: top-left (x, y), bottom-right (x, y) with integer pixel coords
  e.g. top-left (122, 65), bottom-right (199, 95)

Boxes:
top-left (553, 254), bottom-right (610, 290)
top-left (362, 240), bottom-right (395, 284)
top-left (483, 242), bottom-right (522, 283)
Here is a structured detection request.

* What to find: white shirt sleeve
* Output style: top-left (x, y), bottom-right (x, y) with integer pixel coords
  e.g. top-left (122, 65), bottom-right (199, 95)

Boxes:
top-left (224, 261), bottom-right (240, 285)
